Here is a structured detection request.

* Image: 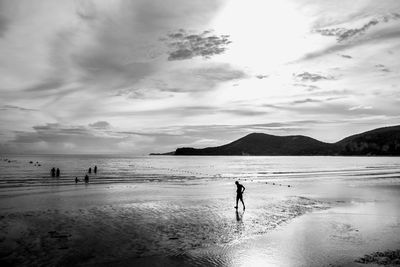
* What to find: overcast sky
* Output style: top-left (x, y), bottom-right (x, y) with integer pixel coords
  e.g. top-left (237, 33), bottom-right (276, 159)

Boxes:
top-left (1, 0), bottom-right (400, 154)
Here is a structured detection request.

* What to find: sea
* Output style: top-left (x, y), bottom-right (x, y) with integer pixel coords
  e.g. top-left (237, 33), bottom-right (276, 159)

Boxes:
top-left (1, 154), bottom-right (399, 188)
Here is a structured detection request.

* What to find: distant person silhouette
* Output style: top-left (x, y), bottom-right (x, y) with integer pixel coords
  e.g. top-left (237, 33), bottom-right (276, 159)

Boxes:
top-left (56, 168), bottom-right (60, 177)
top-left (234, 181), bottom-right (245, 210)
top-left (94, 165), bottom-right (97, 174)
top-left (75, 177), bottom-right (79, 183)
top-left (51, 167), bottom-right (56, 177)
top-left (88, 167), bottom-right (91, 174)
top-left (84, 174), bottom-right (89, 183)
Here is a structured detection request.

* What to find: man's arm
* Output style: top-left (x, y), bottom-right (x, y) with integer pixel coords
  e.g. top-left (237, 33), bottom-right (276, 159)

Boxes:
top-left (242, 185), bottom-right (245, 194)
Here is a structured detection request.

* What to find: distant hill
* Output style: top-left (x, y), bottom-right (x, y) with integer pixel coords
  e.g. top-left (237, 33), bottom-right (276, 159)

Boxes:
top-left (337, 125), bottom-right (400, 155)
top-left (167, 125), bottom-right (400, 156)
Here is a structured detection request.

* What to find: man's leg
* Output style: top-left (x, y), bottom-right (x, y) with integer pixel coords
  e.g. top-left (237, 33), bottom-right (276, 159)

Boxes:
top-left (240, 196), bottom-right (245, 210)
top-left (235, 195), bottom-right (239, 208)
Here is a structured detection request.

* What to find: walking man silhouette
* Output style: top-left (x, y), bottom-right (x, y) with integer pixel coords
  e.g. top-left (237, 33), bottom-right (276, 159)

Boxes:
top-left (234, 181), bottom-right (245, 210)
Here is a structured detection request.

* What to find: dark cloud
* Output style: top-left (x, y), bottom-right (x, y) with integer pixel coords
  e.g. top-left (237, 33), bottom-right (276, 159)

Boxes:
top-left (302, 26), bottom-right (400, 60)
top-left (15, 0), bottom-right (224, 98)
top-left (75, 0), bottom-right (97, 21)
top-left (0, 0), bottom-right (11, 38)
top-left (190, 64), bottom-right (247, 82)
top-left (375, 64), bottom-right (391, 72)
top-left (158, 63), bottom-right (248, 93)
top-left (23, 78), bottom-right (64, 92)
top-left (112, 63), bottom-right (247, 98)
top-left (164, 29), bottom-right (232, 60)
top-left (0, 105), bottom-right (37, 111)
top-left (315, 13), bottom-right (400, 42)
top-left (310, 89), bottom-right (353, 97)
top-left (0, 14), bottom-right (7, 37)
top-left (291, 98), bottom-right (322, 105)
top-left (316, 19), bottom-right (379, 42)
top-left (8, 123), bottom-right (154, 154)
top-left (89, 121), bottom-right (111, 129)
top-left (302, 13), bottom-right (400, 61)
top-left (294, 72), bottom-right (333, 82)
top-left (221, 109), bottom-right (268, 116)
top-left (175, 105), bottom-right (268, 116)
top-left (255, 74), bottom-right (268, 79)
top-left (293, 83), bottom-right (321, 91)
top-left (340, 54), bottom-right (352, 59)
top-left (106, 103), bottom-right (267, 118)
top-left (263, 101), bottom-right (385, 117)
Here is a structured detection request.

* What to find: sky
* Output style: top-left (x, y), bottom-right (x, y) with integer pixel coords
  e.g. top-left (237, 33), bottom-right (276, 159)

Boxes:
top-left (0, 0), bottom-right (400, 154)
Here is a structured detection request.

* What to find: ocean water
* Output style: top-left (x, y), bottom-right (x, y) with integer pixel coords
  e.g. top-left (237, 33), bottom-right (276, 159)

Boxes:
top-left (0, 155), bottom-right (400, 188)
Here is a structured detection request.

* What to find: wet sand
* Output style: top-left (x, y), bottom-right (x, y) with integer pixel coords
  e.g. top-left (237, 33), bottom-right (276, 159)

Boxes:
top-left (1, 173), bottom-right (400, 266)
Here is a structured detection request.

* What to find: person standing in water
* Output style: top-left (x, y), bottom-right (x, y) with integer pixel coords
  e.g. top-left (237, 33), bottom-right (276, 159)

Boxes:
top-left (56, 168), bottom-right (60, 177)
top-left (94, 165), bottom-right (97, 174)
top-left (234, 181), bottom-right (245, 210)
top-left (88, 167), bottom-right (91, 174)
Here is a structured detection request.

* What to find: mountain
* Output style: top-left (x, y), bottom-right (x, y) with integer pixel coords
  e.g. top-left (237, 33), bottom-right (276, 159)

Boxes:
top-left (170, 125), bottom-right (400, 156)
top-left (337, 125), bottom-right (400, 155)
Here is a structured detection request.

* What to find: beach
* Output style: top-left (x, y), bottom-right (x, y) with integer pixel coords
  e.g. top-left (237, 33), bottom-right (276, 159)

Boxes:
top-left (0, 155), bottom-right (400, 266)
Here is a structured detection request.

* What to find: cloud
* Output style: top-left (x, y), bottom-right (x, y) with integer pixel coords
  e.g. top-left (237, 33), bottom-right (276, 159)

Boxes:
top-left (293, 83), bottom-right (321, 91)
top-left (0, 14), bottom-right (7, 37)
top-left (89, 121), bottom-right (111, 129)
top-left (0, 105), bottom-right (37, 111)
top-left (291, 98), bottom-right (322, 105)
top-left (302, 13), bottom-right (400, 61)
top-left (164, 29), bottom-right (232, 60)
top-left (114, 104), bottom-right (268, 117)
top-left (375, 64), bottom-right (391, 72)
top-left (294, 72), bottom-right (333, 82)
top-left (348, 105), bottom-right (373, 111)
top-left (158, 63), bottom-right (248, 93)
top-left (315, 13), bottom-right (400, 42)
top-left (7, 123), bottom-right (154, 154)
top-left (111, 62), bottom-right (248, 99)
top-left (263, 101), bottom-right (382, 117)
top-left (75, 0), bottom-right (97, 21)
top-left (23, 78), bottom-right (65, 92)
top-left (302, 26), bottom-right (400, 61)
top-left (255, 74), bottom-right (268, 79)
top-left (315, 19), bottom-right (379, 42)
top-left (0, 0), bottom-right (12, 38)
top-left (189, 64), bottom-right (246, 82)
top-left (340, 54), bottom-right (352, 59)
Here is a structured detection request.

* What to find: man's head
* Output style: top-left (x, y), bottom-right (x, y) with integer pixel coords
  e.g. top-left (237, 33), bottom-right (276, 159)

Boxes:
top-left (235, 181), bottom-right (239, 185)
